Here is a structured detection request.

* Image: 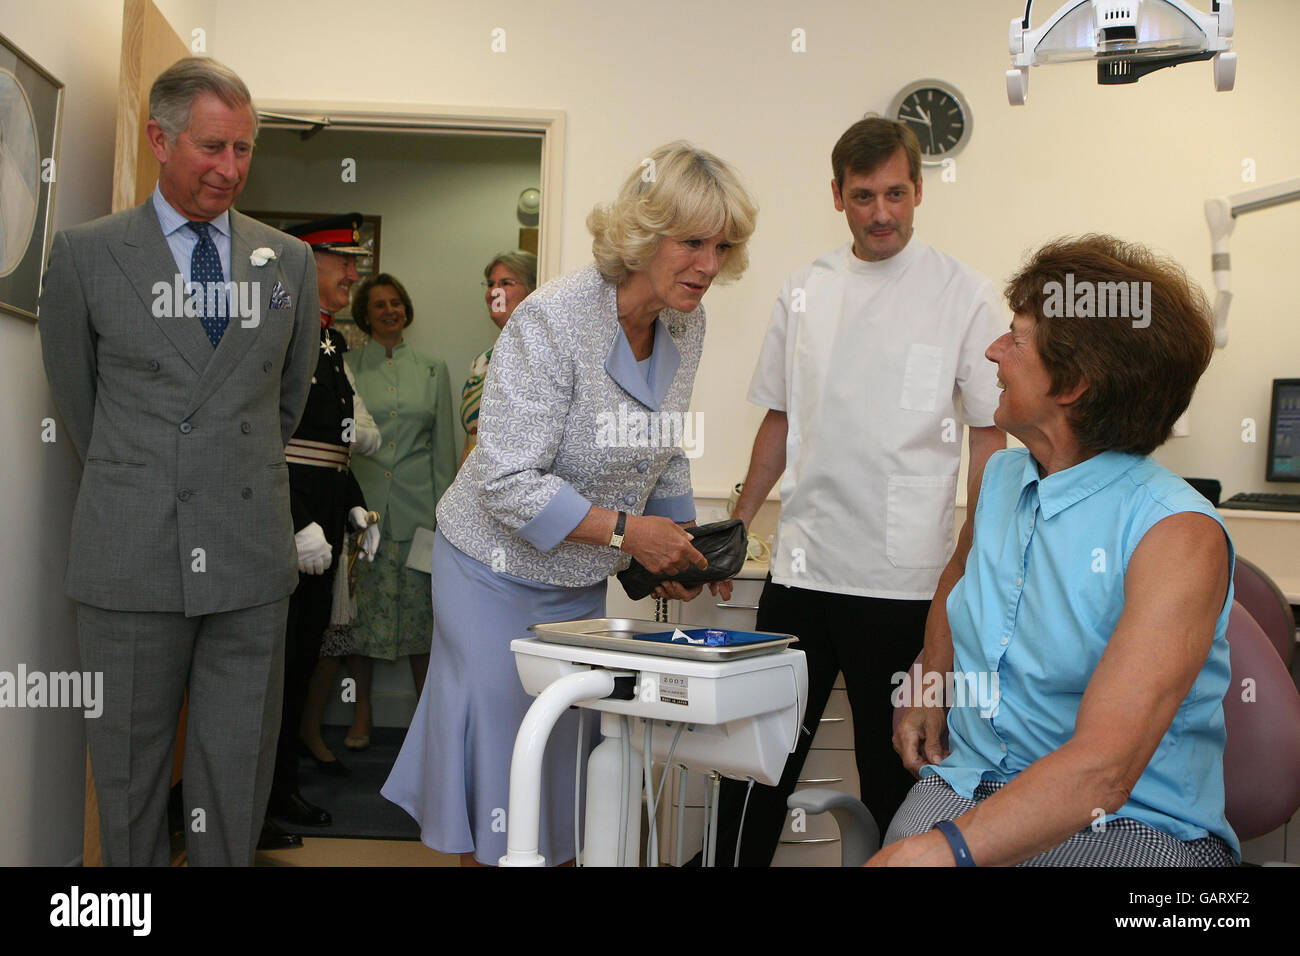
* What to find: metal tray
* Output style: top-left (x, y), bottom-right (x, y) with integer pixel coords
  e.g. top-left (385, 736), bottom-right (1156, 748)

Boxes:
top-left (528, 618), bottom-right (797, 662)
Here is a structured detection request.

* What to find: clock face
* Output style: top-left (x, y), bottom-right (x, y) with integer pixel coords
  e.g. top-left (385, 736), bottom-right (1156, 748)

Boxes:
top-left (889, 81), bottom-right (972, 164)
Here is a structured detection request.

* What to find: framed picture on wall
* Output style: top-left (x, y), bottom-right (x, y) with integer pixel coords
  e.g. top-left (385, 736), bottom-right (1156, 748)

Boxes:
top-left (1, 31), bottom-right (63, 322)
top-left (242, 209), bottom-right (382, 319)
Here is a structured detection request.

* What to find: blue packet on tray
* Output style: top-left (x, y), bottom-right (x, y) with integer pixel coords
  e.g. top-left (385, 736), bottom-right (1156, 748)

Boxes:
top-left (634, 628), bottom-right (779, 648)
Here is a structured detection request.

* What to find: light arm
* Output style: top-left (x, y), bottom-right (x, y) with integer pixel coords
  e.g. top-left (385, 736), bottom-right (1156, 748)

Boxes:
top-left (1204, 176), bottom-right (1300, 348)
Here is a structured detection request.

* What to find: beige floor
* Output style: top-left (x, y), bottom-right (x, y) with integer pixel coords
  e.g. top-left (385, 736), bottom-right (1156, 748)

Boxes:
top-left (256, 837), bottom-right (459, 867)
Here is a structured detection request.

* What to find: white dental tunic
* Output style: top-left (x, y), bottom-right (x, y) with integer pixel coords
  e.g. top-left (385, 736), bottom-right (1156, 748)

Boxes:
top-left (748, 238), bottom-right (1003, 600)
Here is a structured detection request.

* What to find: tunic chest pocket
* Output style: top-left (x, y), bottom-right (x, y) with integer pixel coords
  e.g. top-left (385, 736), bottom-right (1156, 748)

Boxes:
top-left (899, 343), bottom-right (944, 412)
top-left (886, 474), bottom-right (956, 568)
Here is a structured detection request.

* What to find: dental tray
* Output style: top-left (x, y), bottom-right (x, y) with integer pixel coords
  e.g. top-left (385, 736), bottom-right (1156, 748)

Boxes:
top-left (528, 618), bottom-right (797, 661)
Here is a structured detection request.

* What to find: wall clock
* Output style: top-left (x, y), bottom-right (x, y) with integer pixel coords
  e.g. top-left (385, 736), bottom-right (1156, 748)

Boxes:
top-left (888, 79), bottom-right (973, 165)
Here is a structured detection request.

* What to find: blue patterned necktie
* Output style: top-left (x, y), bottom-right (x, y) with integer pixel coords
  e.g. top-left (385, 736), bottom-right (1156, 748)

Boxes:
top-left (187, 220), bottom-right (228, 347)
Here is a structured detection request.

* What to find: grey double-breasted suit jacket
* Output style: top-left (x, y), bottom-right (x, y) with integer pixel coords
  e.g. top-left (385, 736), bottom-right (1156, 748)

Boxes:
top-left (39, 201), bottom-right (319, 616)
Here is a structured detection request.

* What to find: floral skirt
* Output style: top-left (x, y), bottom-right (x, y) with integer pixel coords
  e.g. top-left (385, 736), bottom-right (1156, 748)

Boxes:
top-left (340, 522), bottom-right (433, 660)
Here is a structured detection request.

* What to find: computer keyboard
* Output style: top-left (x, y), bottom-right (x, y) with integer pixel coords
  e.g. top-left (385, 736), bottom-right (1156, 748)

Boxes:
top-left (1219, 493), bottom-right (1300, 512)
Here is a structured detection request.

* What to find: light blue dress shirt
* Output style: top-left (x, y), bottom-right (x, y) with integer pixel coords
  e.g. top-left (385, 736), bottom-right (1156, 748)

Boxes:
top-left (151, 184), bottom-right (232, 284)
top-left (925, 447), bottom-right (1239, 858)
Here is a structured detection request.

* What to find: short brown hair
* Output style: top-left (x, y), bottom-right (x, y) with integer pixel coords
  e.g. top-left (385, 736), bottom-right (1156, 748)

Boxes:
top-left (831, 116), bottom-right (922, 188)
top-left (1004, 235), bottom-right (1214, 456)
top-left (351, 273), bottom-right (414, 334)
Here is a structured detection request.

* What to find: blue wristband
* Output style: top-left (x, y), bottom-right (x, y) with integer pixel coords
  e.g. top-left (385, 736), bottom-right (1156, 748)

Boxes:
top-left (932, 820), bottom-right (976, 867)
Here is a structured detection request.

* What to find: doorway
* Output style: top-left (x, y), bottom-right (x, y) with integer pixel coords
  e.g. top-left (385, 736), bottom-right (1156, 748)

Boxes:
top-left (239, 125), bottom-right (545, 455)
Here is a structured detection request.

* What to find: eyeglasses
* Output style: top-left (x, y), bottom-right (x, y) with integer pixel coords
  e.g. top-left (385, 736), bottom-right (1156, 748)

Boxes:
top-left (483, 278), bottom-right (522, 289)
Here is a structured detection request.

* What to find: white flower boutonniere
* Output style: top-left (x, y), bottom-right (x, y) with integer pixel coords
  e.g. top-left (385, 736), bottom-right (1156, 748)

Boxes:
top-left (250, 247), bottom-right (277, 267)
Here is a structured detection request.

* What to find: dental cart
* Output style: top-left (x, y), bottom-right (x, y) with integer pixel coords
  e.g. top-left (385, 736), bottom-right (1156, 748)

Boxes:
top-left (500, 618), bottom-right (807, 867)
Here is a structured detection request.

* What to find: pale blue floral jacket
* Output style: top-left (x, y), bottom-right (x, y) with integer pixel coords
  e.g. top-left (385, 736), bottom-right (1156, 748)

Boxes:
top-left (436, 264), bottom-right (701, 587)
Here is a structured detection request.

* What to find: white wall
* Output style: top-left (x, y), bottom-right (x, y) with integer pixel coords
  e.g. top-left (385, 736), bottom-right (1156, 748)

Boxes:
top-left (1, 1), bottom-right (126, 866)
top-left (199, 0), bottom-right (1300, 498)
top-left (6, 0), bottom-right (1299, 862)
top-left (236, 128), bottom-right (542, 457)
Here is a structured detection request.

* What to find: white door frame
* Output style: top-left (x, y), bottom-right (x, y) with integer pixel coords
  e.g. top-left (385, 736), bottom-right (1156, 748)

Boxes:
top-left (255, 100), bottom-right (565, 281)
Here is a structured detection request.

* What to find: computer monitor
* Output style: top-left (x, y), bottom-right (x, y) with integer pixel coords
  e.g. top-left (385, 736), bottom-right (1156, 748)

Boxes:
top-left (1266, 378), bottom-right (1300, 482)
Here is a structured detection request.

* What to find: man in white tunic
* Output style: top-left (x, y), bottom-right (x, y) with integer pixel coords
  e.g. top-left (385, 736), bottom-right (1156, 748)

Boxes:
top-left (717, 117), bottom-right (1006, 866)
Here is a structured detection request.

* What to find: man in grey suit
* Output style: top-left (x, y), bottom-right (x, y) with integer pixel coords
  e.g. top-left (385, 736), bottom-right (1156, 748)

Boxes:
top-left (39, 57), bottom-right (319, 866)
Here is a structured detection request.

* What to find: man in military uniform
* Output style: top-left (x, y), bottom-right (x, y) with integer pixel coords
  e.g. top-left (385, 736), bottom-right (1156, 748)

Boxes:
top-left (262, 213), bottom-right (380, 845)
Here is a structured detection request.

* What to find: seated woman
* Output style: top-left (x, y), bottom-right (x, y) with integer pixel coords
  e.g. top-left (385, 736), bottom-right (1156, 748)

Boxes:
top-left (878, 234), bottom-right (1237, 867)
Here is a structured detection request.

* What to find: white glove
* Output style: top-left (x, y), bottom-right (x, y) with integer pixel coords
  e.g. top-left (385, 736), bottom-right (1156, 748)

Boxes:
top-left (353, 422), bottom-right (382, 457)
top-left (295, 522), bottom-right (332, 575)
top-left (344, 363), bottom-right (383, 456)
top-left (349, 506), bottom-right (380, 562)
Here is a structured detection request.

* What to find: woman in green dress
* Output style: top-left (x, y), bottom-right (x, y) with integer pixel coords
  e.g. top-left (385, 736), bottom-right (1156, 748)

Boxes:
top-left (339, 273), bottom-right (456, 749)
top-left (458, 251), bottom-right (537, 467)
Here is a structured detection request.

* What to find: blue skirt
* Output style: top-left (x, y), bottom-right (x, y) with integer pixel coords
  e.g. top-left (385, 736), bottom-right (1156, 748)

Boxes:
top-left (381, 530), bottom-right (605, 864)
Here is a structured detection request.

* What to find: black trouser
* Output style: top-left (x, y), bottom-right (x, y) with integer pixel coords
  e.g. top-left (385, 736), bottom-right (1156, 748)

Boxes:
top-left (272, 465), bottom-right (354, 799)
top-left (271, 569), bottom-right (333, 797)
top-left (708, 578), bottom-right (930, 866)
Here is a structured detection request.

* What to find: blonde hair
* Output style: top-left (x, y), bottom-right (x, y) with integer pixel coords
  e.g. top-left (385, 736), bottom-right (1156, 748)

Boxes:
top-left (588, 141), bottom-right (758, 285)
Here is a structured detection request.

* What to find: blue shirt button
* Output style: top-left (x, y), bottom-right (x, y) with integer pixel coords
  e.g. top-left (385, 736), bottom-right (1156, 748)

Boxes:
top-left (623, 493), bottom-right (637, 506)
top-left (179, 422), bottom-right (192, 434)
top-left (636, 460), bottom-right (650, 473)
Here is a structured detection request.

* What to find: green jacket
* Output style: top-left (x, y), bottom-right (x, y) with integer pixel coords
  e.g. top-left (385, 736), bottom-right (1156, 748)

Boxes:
top-left (344, 341), bottom-right (456, 543)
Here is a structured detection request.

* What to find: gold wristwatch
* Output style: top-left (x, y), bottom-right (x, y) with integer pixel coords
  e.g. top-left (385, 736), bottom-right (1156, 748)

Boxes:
top-left (609, 510), bottom-right (628, 550)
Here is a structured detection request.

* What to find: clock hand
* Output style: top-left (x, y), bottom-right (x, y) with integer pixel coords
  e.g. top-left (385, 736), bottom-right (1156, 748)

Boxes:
top-left (900, 108), bottom-right (932, 127)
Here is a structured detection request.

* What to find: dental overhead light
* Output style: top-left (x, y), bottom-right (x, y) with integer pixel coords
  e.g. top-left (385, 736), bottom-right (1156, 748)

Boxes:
top-left (1204, 177), bottom-right (1300, 349)
top-left (1006, 0), bottom-right (1235, 105)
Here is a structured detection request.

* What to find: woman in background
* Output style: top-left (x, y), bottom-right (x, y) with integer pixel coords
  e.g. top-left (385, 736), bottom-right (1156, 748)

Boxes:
top-left (335, 273), bottom-right (456, 750)
top-left (459, 250), bottom-right (537, 466)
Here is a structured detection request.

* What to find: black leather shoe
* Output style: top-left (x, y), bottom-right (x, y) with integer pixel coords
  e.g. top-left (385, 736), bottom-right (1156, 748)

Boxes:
top-left (257, 819), bottom-right (303, 851)
top-left (310, 753), bottom-right (351, 777)
top-left (297, 741), bottom-right (351, 777)
top-left (268, 790), bottom-right (332, 827)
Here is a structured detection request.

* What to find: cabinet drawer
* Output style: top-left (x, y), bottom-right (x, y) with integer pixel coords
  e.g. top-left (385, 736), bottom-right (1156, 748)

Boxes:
top-left (795, 749), bottom-right (859, 794)
top-left (664, 748), bottom-right (859, 808)
top-left (811, 689), bottom-right (855, 749)
top-left (657, 802), bottom-right (845, 867)
top-left (676, 577), bottom-right (765, 628)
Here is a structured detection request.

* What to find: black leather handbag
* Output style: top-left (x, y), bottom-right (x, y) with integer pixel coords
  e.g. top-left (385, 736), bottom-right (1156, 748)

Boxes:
top-left (616, 519), bottom-right (748, 601)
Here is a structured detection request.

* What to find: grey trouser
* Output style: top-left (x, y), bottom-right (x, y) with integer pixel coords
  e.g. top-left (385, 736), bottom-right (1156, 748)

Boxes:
top-left (78, 599), bottom-right (288, 866)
